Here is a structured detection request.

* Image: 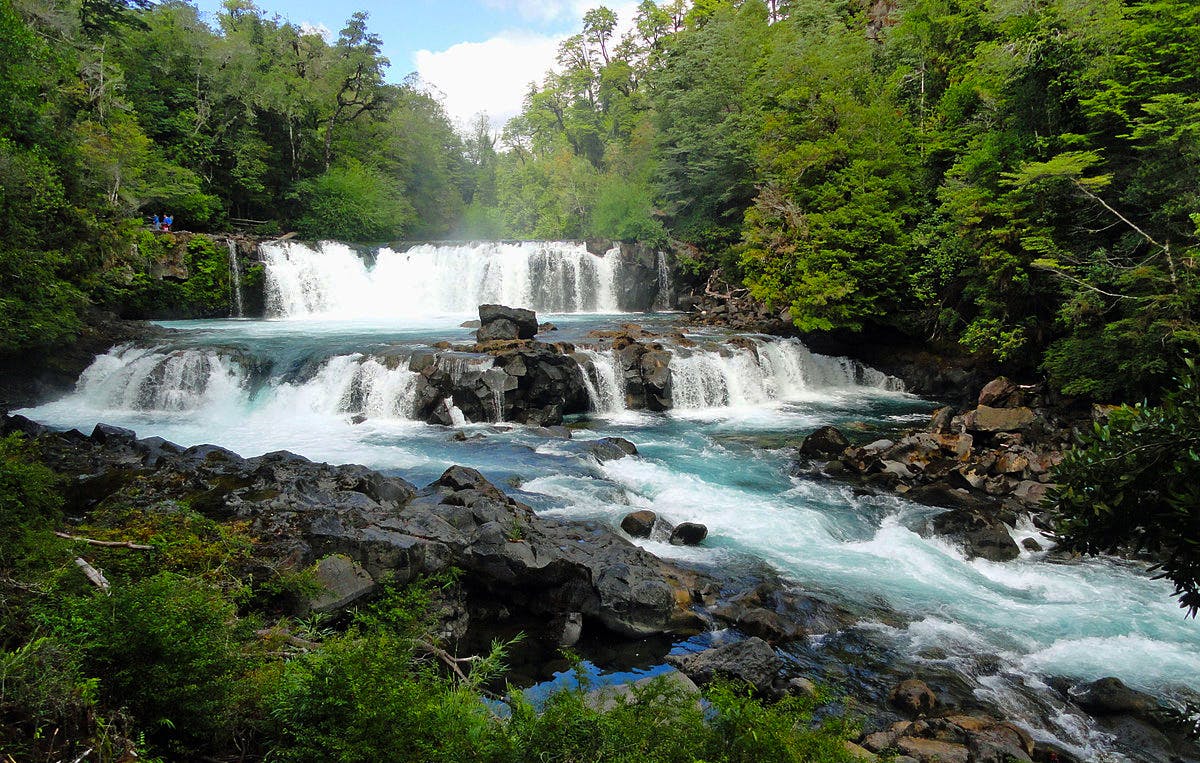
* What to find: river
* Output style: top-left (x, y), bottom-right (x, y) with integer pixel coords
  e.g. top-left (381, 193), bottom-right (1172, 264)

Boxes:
top-left (19, 240), bottom-right (1198, 761)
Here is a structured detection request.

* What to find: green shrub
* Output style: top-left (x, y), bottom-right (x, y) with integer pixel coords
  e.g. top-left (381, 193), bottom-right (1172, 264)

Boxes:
top-left (294, 159), bottom-right (415, 242)
top-left (588, 175), bottom-right (667, 246)
top-left (0, 434), bottom-right (64, 569)
top-left (60, 572), bottom-right (251, 753)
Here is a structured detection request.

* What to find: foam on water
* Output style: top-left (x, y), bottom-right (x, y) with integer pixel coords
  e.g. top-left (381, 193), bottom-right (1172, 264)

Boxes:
top-left (262, 240), bottom-right (626, 318)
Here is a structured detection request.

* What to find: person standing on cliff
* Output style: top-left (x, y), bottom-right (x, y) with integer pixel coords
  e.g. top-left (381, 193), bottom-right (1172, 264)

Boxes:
top-left (163, 214), bottom-right (173, 232)
top-left (151, 213), bottom-right (161, 231)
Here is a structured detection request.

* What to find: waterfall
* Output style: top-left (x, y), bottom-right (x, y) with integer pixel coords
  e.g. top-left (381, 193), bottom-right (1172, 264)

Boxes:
top-left (668, 338), bottom-right (903, 409)
top-left (576, 349), bottom-right (627, 414)
top-left (285, 354), bottom-right (420, 420)
top-left (226, 240), bottom-right (244, 318)
top-left (261, 240), bottom-right (630, 318)
top-left (74, 345), bottom-right (247, 412)
top-left (654, 251), bottom-right (675, 310)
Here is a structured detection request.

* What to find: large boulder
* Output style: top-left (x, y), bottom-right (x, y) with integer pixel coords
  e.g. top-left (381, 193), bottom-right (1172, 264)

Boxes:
top-left (669, 522), bottom-right (708, 546)
top-left (964, 406), bottom-right (1036, 433)
top-left (585, 436), bottom-right (639, 462)
top-left (477, 304), bottom-right (538, 341)
top-left (666, 637), bottom-right (784, 695)
top-left (927, 507), bottom-right (1020, 562)
top-left (977, 377), bottom-right (1019, 408)
top-left (799, 425), bottom-right (850, 458)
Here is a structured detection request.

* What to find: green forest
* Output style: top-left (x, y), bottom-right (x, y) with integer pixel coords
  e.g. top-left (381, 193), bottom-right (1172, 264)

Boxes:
top-left (2, 0), bottom-right (1198, 399)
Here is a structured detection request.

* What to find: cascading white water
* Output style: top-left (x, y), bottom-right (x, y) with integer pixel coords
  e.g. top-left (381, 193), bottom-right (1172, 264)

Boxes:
top-left (669, 338), bottom-right (902, 409)
top-left (654, 251), bottom-right (675, 311)
top-left (74, 345), bottom-right (247, 412)
top-left (261, 240), bottom-right (626, 318)
top-left (576, 349), bottom-right (627, 413)
top-left (226, 240), bottom-right (244, 318)
top-left (280, 354), bottom-right (420, 420)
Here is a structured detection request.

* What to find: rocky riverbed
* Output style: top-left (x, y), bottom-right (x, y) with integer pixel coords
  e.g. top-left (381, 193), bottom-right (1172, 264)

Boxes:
top-left (7, 407), bottom-right (1196, 763)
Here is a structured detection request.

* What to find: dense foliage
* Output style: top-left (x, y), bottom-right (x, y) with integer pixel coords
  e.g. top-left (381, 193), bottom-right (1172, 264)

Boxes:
top-left (479, 0), bottom-right (1199, 401)
top-left (0, 436), bottom-right (858, 761)
top-left (1051, 359), bottom-right (1200, 616)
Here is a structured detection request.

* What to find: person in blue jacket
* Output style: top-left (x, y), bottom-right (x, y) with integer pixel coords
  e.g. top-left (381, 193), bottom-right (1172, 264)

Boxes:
top-left (163, 214), bottom-right (173, 232)
top-left (151, 213), bottom-right (161, 231)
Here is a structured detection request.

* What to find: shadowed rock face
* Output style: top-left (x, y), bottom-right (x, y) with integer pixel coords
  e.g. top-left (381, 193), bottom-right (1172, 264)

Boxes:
top-left (4, 415), bottom-right (705, 639)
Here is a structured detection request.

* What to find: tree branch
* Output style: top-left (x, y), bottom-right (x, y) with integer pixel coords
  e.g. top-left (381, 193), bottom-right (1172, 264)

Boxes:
top-left (55, 532), bottom-right (153, 550)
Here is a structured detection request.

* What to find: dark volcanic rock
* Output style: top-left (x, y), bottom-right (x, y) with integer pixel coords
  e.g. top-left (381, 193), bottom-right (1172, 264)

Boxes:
top-left (666, 637), bottom-right (784, 695)
top-left (712, 582), bottom-right (854, 643)
top-left (585, 437), bottom-right (639, 462)
top-left (16, 417), bottom-right (707, 639)
top-left (478, 304), bottom-right (538, 340)
top-left (620, 510), bottom-right (658, 538)
top-left (411, 344), bottom-right (589, 426)
top-left (927, 507), bottom-right (1020, 562)
top-left (668, 522), bottom-right (708, 546)
top-left (798, 426), bottom-right (850, 458)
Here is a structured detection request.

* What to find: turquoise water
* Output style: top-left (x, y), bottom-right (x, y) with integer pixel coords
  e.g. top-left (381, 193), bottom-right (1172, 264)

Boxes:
top-left (21, 313), bottom-right (1198, 760)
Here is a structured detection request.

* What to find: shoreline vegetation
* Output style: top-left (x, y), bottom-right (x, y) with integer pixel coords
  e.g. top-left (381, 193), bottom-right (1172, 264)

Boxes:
top-left (2, 0), bottom-right (1198, 761)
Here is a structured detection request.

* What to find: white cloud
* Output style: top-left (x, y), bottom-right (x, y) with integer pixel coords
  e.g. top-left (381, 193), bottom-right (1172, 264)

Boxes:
top-left (479, 0), bottom-right (591, 24)
top-left (415, 2), bottom-right (639, 131)
top-left (415, 30), bottom-right (566, 129)
top-left (298, 22), bottom-right (333, 42)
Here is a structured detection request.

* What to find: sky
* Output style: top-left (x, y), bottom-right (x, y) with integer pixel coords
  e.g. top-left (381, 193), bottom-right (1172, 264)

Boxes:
top-left (191, 0), bottom-right (637, 129)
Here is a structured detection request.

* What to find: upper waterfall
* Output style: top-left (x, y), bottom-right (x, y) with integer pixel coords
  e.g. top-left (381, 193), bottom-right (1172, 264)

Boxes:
top-left (261, 240), bottom-right (665, 318)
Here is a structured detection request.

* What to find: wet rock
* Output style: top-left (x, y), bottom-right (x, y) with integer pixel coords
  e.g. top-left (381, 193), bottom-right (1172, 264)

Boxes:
top-left (538, 322), bottom-right (558, 332)
top-left (669, 522), bottom-right (707, 546)
top-left (460, 319), bottom-right (481, 328)
top-left (1071, 676), bottom-right (1156, 716)
top-left (930, 406), bottom-right (955, 434)
top-left (666, 637), bottom-right (783, 695)
top-left (1021, 537), bottom-right (1043, 552)
top-left (621, 510), bottom-right (658, 538)
top-left (928, 508), bottom-right (1020, 562)
top-left (897, 737), bottom-right (969, 763)
top-left (799, 425), bottom-right (850, 458)
top-left (90, 422), bottom-right (137, 445)
top-left (477, 304), bottom-right (538, 341)
top-left (890, 678), bottom-right (938, 715)
top-left (712, 582), bottom-right (854, 642)
top-left (586, 437), bottom-right (639, 462)
top-left (532, 425), bottom-right (572, 439)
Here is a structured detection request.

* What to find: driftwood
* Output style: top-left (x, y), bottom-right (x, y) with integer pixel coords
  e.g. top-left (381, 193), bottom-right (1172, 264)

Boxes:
top-left (74, 558), bottom-right (110, 594)
top-left (55, 532), bottom-right (153, 550)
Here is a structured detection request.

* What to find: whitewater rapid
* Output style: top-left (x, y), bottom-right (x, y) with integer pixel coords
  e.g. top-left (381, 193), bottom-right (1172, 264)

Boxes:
top-left (17, 241), bottom-right (1199, 762)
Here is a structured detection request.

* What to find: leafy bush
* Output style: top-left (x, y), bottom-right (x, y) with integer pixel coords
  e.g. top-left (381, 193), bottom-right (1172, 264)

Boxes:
top-left (0, 434), bottom-right (64, 568)
top-left (588, 175), bottom-right (667, 246)
top-left (294, 159), bottom-right (415, 242)
top-left (1052, 358), bottom-right (1200, 615)
top-left (60, 572), bottom-right (252, 752)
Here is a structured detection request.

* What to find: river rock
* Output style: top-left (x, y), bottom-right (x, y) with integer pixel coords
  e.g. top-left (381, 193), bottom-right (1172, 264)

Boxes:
top-left (620, 510), bottom-right (658, 538)
top-left (977, 377), bottom-right (1019, 408)
top-left (17, 419), bottom-right (706, 639)
top-left (964, 405), bottom-right (1036, 433)
top-left (799, 425), bottom-right (850, 458)
top-left (305, 554), bottom-right (376, 613)
top-left (927, 507), bottom-right (1020, 562)
top-left (478, 304), bottom-right (538, 341)
top-left (668, 522), bottom-right (707, 546)
top-left (712, 582), bottom-right (854, 642)
top-left (586, 436), bottom-right (639, 462)
top-left (666, 637), bottom-right (784, 695)
top-left (890, 678), bottom-right (938, 715)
